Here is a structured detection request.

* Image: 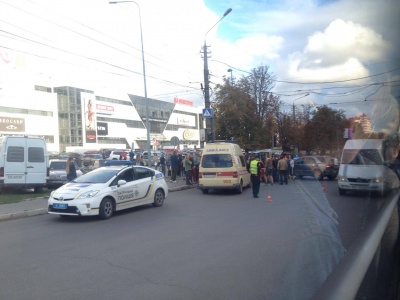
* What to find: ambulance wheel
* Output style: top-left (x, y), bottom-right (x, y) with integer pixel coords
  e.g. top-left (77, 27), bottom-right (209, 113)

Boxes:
top-left (236, 181), bottom-right (243, 194)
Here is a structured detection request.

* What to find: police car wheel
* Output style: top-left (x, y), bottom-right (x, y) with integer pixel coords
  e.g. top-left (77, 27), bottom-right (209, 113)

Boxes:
top-left (99, 197), bottom-right (114, 219)
top-left (152, 189), bottom-right (165, 207)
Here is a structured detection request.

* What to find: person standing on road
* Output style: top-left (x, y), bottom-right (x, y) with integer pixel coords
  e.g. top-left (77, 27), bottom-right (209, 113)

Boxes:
top-left (250, 154), bottom-right (262, 198)
top-left (272, 154), bottom-right (279, 183)
top-left (170, 150), bottom-right (179, 183)
top-left (193, 152), bottom-right (200, 183)
top-left (159, 153), bottom-right (166, 176)
top-left (152, 153), bottom-right (159, 169)
top-left (66, 157), bottom-right (77, 182)
top-left (183, 153), bottom-right (193, 186)
top-left (277, 155), bottom-right (289, 185)
top-left (265, 153), bottom-right (274, 185)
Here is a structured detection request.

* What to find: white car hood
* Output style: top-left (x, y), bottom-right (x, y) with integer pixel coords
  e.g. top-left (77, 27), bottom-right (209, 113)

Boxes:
top-left (52, 182), bottom-right (104, 199)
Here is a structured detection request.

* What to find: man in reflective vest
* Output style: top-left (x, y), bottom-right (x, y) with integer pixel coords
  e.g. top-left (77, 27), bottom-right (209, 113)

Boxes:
top-left (250, 154), bottom-right (262, 198)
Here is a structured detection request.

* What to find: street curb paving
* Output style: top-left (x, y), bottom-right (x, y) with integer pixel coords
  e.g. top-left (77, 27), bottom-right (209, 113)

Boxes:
top-left (0, 208), bottom-right (48, 222)
top-left (0, 185), bottom-right (197, 222)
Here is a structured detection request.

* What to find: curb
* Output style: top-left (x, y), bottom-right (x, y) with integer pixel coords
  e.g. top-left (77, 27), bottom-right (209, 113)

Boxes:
top-left (0, 208), bottom-right (48, 222)
top-left (0, 185), bottom-right (197, 222)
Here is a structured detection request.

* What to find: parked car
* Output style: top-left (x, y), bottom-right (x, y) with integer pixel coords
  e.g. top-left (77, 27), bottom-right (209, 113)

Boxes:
top-left (48, 159), bottom-right (83, 188)
top-left (141, 150), bottom-right (164, 166)
top-left (108, 149), bottom-right (129, 160)
top-left (293, 155), bottom-right (339, 180)
top-left (48, 165), bottom-right (168, 219)
top-left (82, 153), bottom-right (104, 170)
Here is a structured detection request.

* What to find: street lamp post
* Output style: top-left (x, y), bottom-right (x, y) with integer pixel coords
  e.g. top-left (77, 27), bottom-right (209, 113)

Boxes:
top-left (109, 1), bottom-right (151, 167)
top-left (203, 8), bottom-right (232, 143)
top-left (292, 93), bottom-right (309, 121)
top-left (227, 68), bottom-right (233, 82)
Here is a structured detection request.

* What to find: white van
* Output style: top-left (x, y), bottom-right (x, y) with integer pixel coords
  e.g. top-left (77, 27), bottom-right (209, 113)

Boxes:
top-left (338, 139), bottom-right (399, 196)
top-left (0, 136), bottom-right (49, 191)
top-left (198, 142), bottom-right (251, 194)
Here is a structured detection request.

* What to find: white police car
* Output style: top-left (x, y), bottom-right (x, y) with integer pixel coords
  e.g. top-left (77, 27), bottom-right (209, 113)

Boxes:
top-left (48, 165), bottom-right (168, 219)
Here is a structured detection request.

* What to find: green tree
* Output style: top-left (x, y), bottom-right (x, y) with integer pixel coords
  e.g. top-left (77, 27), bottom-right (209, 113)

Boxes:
top-left (302, 106), bottom-right (346, 155)
top-left (213, 65), bottom-right (280, 150)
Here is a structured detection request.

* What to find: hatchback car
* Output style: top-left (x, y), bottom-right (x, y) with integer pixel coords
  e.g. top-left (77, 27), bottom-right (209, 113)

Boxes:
top-left (48, 165), bottom-right (168, 219)
top-left (48, 159), bottom-right (83, 188)
top-left (293, 155), bottom-right (339, 180)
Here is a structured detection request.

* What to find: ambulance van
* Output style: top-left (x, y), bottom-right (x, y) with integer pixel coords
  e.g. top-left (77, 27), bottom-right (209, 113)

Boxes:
top-left (338, 139), bottom-right (400, 196)
top-left (0, 136), bottom-right (49, 191)
top-left (198, 141), bottom-right (251, 194)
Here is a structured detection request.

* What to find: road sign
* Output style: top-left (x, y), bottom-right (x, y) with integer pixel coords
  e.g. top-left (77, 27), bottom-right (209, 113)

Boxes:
top-left (202, 108), bottom-right (213, 118)
top-left (170, 136), bottom-right (180, 146)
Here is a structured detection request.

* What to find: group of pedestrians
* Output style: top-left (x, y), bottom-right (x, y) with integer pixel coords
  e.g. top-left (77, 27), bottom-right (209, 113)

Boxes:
top-left (249, 152), bottom-right (295, 198)
top-left (168, 150), bottom-right (200, 185)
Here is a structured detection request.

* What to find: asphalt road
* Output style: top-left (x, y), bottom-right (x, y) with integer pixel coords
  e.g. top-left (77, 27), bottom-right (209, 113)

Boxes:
top-left (0, 179), bottom-right (389, 299)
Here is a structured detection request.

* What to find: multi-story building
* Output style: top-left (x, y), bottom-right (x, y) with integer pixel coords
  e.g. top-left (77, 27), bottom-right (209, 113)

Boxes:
top-left (0, 83), bottom-right (205, 152)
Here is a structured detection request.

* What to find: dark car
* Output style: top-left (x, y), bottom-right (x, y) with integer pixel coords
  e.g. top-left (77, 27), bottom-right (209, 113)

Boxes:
top-left (293, 155), bottom-right (339, 180)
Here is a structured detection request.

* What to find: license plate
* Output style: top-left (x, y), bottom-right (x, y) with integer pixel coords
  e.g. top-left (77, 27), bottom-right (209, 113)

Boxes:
top-left (352, 185), bottom-right (367, 190)
top-left (53, 203), bottom-right (68, 209)
top-left (223, 180), bottom-right (231, 183)
top-left (204, 175), bottom-right (215, 178)
top-left (7, 175), bottom-right (23, 179)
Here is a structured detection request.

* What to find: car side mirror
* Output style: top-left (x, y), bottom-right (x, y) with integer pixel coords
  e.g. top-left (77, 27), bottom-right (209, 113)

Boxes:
top-left (117, 180), bottom-right (127, 187)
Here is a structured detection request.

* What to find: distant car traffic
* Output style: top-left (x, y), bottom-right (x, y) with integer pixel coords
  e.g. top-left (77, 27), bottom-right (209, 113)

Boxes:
top-left (293, 155), bottom-right (339, 180)
top-left (48, 165), bottom-right (168, 219)
top-left (48, 159), bottom-right (83, 188)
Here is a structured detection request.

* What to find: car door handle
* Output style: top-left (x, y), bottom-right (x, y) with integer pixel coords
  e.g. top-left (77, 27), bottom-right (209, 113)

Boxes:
top-left (27, 166), bottom-right (34, 168)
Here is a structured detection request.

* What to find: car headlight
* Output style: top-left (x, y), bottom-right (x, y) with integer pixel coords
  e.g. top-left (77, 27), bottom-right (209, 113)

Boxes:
top-left (372, 177), bottom-right (382, 183)
top-left (338, 176), bottom-right (348, 182)
top-left (77, 190), bottom-right (100, 199)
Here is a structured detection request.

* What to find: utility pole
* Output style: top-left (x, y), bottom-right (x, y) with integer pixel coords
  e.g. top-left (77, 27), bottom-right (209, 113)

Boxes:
top-left (202, 8), bottom-right (232, 143)
top-left (202, 43), bottom-right (213, 142)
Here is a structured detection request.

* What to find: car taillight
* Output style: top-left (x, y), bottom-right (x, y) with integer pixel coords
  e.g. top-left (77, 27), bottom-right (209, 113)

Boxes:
top-left (199, 172), bottom-right (203, 178)
top-left (233, 171), bottom-right (238, 178)
top-left (0, 167), bottom-right (4, 177)
top-left (326, 164), bottom-right (331, 168)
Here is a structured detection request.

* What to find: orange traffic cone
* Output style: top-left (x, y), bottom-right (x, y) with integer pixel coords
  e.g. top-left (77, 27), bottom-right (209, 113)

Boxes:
top-left (267, 193), bottom-right (273, 202)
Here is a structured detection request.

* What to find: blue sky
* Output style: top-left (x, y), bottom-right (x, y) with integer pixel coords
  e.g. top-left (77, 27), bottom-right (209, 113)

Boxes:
top-left (1, 0), bottom-right (399, 131)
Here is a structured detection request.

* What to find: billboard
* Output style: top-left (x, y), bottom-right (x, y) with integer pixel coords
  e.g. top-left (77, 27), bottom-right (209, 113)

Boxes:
top-left (81, 92), bottom-right (97, 143)
top-left (0, 116), bottom-right (25, 132)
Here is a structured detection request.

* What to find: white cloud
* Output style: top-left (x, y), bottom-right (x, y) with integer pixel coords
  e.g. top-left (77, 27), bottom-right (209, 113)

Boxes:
top-left (287, 19), bottom-right (391, 82)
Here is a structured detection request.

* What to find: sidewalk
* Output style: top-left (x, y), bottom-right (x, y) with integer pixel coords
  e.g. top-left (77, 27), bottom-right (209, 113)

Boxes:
top-left (0, 176), bottom-right (195, 222)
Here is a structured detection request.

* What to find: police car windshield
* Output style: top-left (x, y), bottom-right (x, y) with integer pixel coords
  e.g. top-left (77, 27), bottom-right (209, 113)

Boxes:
top-left (74, 168), bottom-right (120, 183)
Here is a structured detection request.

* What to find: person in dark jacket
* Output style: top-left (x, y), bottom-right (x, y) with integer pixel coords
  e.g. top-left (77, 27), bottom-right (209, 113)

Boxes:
top-left (66, 156), bottom-right (77, 181)
top-left (249, 154), bottom-right (262, 198)
top-left (170, 150), bottom-right (179, 183)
